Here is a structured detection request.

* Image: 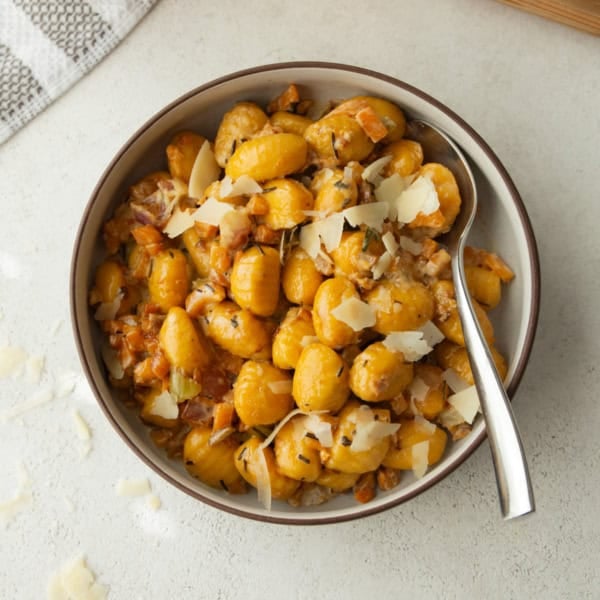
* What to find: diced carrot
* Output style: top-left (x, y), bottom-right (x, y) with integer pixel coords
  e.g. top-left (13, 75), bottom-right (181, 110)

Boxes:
top-left (246, 194), bottom-right (269, 215)
top-left (132, 224), bottom-right (162, 246)
top-left (355, 105), bottom-right (388, 143)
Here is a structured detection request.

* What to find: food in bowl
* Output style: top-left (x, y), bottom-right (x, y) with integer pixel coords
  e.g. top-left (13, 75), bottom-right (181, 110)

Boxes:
top-left (88, 83), bottom-right (516, 510)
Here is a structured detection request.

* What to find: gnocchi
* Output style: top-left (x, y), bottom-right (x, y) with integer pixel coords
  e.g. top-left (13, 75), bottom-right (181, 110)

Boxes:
top-left (91, 84), bottom-right (514, 509)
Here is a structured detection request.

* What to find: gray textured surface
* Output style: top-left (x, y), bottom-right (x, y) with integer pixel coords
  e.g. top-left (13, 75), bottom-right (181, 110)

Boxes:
top-left (0, 0), bottom-right (599, 598)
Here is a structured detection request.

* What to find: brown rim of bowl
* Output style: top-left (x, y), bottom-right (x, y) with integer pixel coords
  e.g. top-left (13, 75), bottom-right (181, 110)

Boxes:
top-left (70, 61), bottom-right (541, 525)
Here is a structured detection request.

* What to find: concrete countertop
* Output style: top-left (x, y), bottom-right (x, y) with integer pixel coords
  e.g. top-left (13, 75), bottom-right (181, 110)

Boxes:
top-left (1, 1), bottom-right (599, 598)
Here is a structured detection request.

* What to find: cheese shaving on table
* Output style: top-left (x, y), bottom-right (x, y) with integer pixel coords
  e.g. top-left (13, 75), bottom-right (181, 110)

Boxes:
top-left (361, 155), bottom-right (392, 185)
top-left (411, 441), bottom-right (430, 479)
top-left (147, 494), bottom-right (162, 511)
top-left (47, 556), bottom-right (108, 600)
top-left (447, 385), bottom-right (480, 424)
top-left (382, 331), bottom-right (433, 361)
top-left (394, 176), bottom-right (440, 224)
top-left (331, 297), bottom-right (376, 331)
top-left (0, 345), bottom-right (27, 378)
top-left (0, 388), bottom-right (54, 423)
top-left (93, 292), bottom-right (123, 320)
top-left (442, 368), bottom-right (471, 393)
top-left (188, 140), bottom-right (221, 199)
top-left (25, 355), bottom-right (45, 384)
top-left (116, 478), bottom-right (152, 497)
top-left (342, 201), bottom-right (389, 231)
top-left (72, 411), bottom-right (91, 441)
top-left (0, 464), bottom-right (32, 527)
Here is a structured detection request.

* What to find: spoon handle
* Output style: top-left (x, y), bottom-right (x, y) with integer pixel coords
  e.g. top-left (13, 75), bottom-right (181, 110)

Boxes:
top-left (451, 257), bottom-right (535, 520)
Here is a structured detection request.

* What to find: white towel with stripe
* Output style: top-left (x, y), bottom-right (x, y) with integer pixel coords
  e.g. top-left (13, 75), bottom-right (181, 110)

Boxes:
top-left (0, 0), bottom-right (158, 144)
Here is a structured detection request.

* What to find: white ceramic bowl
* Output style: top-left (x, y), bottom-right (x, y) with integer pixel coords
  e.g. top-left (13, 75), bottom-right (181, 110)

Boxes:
top-left (71, 62), bottom-right (540, 524)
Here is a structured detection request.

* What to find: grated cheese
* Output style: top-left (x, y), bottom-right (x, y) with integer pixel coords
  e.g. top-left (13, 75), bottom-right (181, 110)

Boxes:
top-left (47, 556), bottom-right (108, 600)
top-left (419, 320), bottom-right (445, 347)
top-left (0, 388), bottom-right (54, 423)
top-left (72, 411), bottom-right (91, 441)
top-left (0, 345), bottom-right (27, 378)
top-left (382, 331), bottom-right (433, 361)
top-left (414, 415), bottom-right (437, 435)
top-left (361, 155), bottom-right (392, 185)
top-left (395, 176), bottom-right (440, 224)
top-left (302, 413), bottom-right (333, 448)
top-left (255, 446), bottom-right (272, 511)
top-left (116, 478), bottom-right (152, 497)
top-left (372, 252), bottom-right (392, 280)
top-left (331, 297), bottom-right (376, 331)
top-left (162, 207), bottom-right (197, 238)
top-left (442, 368), bottom-right (471, 393)
top-left (267, 380), bottom-right (293, 395)
top-left (0, 464), bottom-right (32, 528)
top-left (55, 372), bottom-right (78, 398)
top-left (101, 342), bottom-right (124, 380)
top-left (349, 406), bottom-right (400, 452)
top-left (399, 235), bottom-right (423, 255)
top-left (299, 222), bottom-right (322, 258)
top-left (147, 494), bottom-right (162, 511)
top-left (316, 212), bottom-right (345, 252)
top-left (374, 173), bottom-right (407, 219)
top-left (447, 385), bottom-right (480, 424)
top-left (147, 390), bottom-right (179, 420)
top-left (412, 440), bottom-right (430, 479)
top-left (222, 174), bottom-right (262, 198)
top-left (381, 231), bottom-right (399, 255)
top-left (342, 202), bottom-right (389, 231)
top-left (25, 355), bottom-right (45, 384)
top-left (188, 140), bottom-right (221, 199)
top-left (192, 196), bottom-right (234, 228)
top-left (408, 377), bottom-right (430, 403)
top-left (93, 292), bottom-right (123, 321)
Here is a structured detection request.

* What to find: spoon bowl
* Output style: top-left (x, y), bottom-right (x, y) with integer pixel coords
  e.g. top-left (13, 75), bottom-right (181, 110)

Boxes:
top-left (406, 119), bottom-right (535, 520)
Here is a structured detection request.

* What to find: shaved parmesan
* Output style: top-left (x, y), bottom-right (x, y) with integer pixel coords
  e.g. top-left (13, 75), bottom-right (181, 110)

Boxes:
top-left (414, 415), bottom-right (437, 435)
top-left (255, 446), bottom-right (272, 511)
top-left (188, 140), bottom-right (221, 199)
top-left (382, 331), bottom-right (432, 361)
top-left (193, 196), bottom-right (234, 227)
top-left (374, 173), bottom-right (408, 218)
top-left (148, 391), bottom-right (178, 420)
top-left (395, 176), bottom-right (439, 224)
top-left (72, 411), bottom-right (91, 441)
top-left (303, 413), bottom-right (333, 447)
top-left (101, 343), bottom-right (123, 380)
top-left (55, 372), bottom-right (78, 398)
top-left (147, 495), bottom-right (162, 511)
top-left (350, 406), bottom-right (400, 452)
top-left (0, 464), bottom-right (32, 527)
top-left (25, 355), bottom-right (45, 384)
top-left (448, 385), bottom-right (480, 424)
top-left (219, 175), bottom-right (234, 197)
top-left (222, 174), bottom-right (262, 197)
top-left (267, 380), bottom-right (293, 395)
top-left (317, 212), bottom-right (345, 252)
top-left (438, 405), bottom-right (467, 429)
top-left (419, 321), bottom-right (445, 348)
top-left (94, 291), bottom-right (123, 321)
top-left (442, 368), bottom-right (471, 393)
top-left (299, 222), bottom-right (322, 258)
top-left (412, 441), bottom-right (430, 479)
top-left (260, 408), bottom-right (307, 450)
top-left (408, 377), bottom-right (430, 403)
top-left (361, 155), bottom-right (392, 185)
top-left (381, 231), bottom-right (399, 255)
top-left (399, 235), bottom-right (423, 255)
top-left (343, 166), bottom-right (354, 185)
top-left (342, 202), bottom-right (389, 231)
top-left (0, 345), bottom-right (27, 378)
top-left (372, 252), bottom-right (392, 280)
top-left (162, 207), bottom-right (196, 238)
top-left (116, 478), bottom-right (152, 497)
top-left (47, 556), bottom-right (107, 600)
top-left (331, 297), bottom-right (376, 331)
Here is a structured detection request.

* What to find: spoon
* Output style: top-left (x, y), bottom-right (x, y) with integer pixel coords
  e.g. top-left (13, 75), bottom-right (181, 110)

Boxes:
top-left (406, 119), bottom-right (535, 520)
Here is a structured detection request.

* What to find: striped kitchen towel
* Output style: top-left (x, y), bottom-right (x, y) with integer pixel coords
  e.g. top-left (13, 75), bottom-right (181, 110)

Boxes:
top-left (0, 0), bottom-right (158, 144)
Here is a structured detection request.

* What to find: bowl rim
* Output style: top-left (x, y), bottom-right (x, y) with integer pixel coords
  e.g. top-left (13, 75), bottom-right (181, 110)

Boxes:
top-left (70, 61), bottom-right (541, 525)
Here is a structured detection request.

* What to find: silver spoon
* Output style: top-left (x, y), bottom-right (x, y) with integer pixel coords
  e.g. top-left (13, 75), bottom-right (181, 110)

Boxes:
top-left (406, 119), bottom-right (535, 520)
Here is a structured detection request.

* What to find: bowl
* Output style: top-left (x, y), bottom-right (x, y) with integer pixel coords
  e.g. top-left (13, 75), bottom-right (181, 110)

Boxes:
top-left (71, 62), bottom-right (540, 524)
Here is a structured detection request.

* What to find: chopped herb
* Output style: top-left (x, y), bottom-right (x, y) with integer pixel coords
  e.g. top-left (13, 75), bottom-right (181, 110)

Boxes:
top-left (243, 459), bottom-right (248, 472)
top-left (363, 360), bottom-right (369, 367)
top-left (298, 454), bottom-right (311, 464)
top-left (219, 479), bottom-right (229, 491)
top-left (331, 132), bottom-right (338, 159)
top-left (204, 283), bottom-right (214, 292)
top-left (362, 227), bottom-right (380, 251)
top-left (305, 431), bottom-right (318, 440)
top-left (231, 139), bottom-right (237, 156)
top-left (185, 460), bottom-right (194, 465)
top-left (337, 365), bottom-right (344, 377)
top-left (341, 435), bottom-right (352, 447)
top-left (256, 244), bottom-right (265, 255)
top-left (231, 315), bottom-right (239, 328)
top-left (334, 180), bottom-right (350, 190)
top-left (262, 186), bottom-right (277, 193)
top-left (374, 414), bottom-right (380, 421)
top-left (168, 250), bottom-right (175, 259)
top-left (238, 446), bottom-right (248, 461)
